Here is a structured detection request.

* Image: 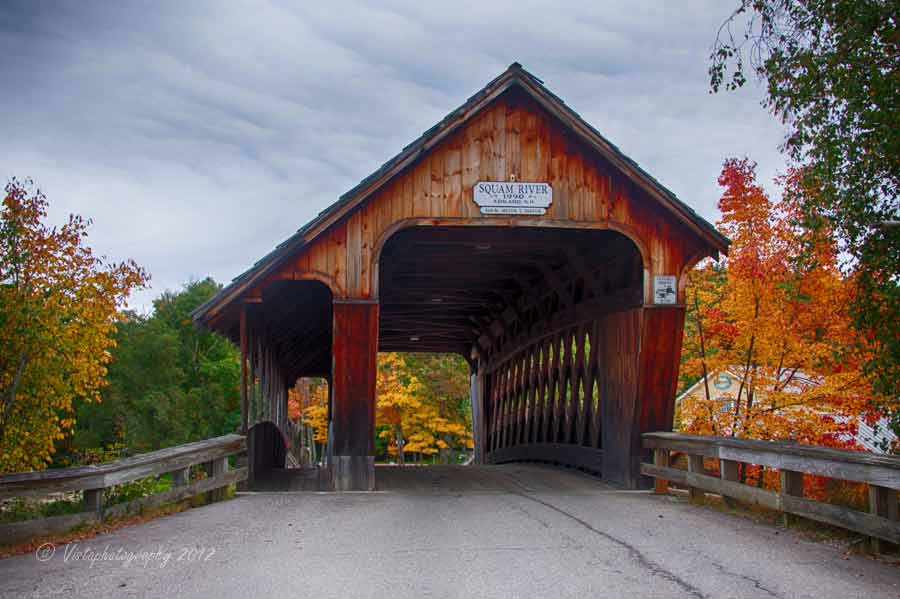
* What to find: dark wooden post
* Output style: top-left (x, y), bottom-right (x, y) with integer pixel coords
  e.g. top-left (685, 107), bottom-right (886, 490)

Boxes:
top-left (205, 457), bottom-right (228, 502)
top-left (720, 459), bottom-right (740, 508)
top-left (599, 309), bottom-right (641, 487)
top-left (653, 448), bottom-right (669, 494)
top-left (687, 454), bottom-right (705, 501)
top-left (331, 300), bottom-right (378, 491)
top-left (240, 304), bottom-right (249, 435)
top-left (599, 305), bottom-right (686, 489)
top-left (868, 485), bottom-right (899, 554)
top-left (83, 488), bottom-right (103, 515)
top-left (173, 466), bottom-right (190, 488)
top-left (470, 354), bottom-right (486, 464)
top-left (780, 469), bottom-right (804, 527)
top-left (634, 305), bottom-right (686, 489)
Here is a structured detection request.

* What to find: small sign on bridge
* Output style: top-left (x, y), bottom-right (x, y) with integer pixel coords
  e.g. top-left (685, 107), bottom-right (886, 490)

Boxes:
top-left (473, 181), bottom-right (553, 215)
top-left (653, 275), bottom-right (677, 304)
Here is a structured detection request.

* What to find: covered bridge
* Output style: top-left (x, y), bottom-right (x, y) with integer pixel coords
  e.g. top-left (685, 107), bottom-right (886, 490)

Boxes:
top-left (192, 63), bottom-right (728, 491)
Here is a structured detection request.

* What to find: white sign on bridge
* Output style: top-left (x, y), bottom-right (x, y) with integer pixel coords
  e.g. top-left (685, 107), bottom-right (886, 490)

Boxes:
top-left (473, 181), bottom-right (553, 215)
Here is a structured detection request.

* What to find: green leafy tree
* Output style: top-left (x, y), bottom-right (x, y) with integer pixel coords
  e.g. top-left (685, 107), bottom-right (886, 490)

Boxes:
top-left (70, 279), bottom-right (240, 457)
top-left (710, 0), bottom-right (900, 403)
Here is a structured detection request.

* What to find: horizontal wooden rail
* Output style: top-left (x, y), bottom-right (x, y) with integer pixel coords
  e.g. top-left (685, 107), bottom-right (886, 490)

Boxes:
top-left (641, 432), bottom-right (900, 549)
top-left (0, 434), bottom-right (247, 544)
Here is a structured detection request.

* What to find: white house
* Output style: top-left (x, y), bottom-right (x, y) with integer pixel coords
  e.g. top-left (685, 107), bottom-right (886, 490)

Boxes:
top-left (676, 369), bottom-right (897, 454)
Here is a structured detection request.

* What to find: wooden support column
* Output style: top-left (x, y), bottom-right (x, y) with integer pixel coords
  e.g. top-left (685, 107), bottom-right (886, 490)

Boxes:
top-left (240, 305), bottom-right (249, 435)
top-left (325, 375), bottom-right (334, 467)
top-left (599, 308), bottom-right (641, 487)
top-left (280, 380), bottom-right (289, 434)
top-left (331, 300), bottom-right (378, 491)
top-left (598, 304), bottom-right (685, 489)
top-left (470, 353), bottom-right (487, 464)
top-left (633, 305), bottom-right (686, 489)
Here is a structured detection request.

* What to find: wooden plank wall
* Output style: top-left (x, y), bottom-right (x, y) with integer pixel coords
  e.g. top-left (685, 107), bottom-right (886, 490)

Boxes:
top-left (241, 304), bottom-right (290, 435)
top-left (482, 305), bottom-right (685, 488)
top-left (482, 309), bottom-right (637, 478)
top-left (485, 319), bottom-right (604, 455)
top-left (264, 92), bottom-right (710, 303)
top-left (598, 308), bottom-right (642, 486)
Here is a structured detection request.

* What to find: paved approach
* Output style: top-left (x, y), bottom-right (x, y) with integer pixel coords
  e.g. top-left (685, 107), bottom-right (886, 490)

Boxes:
top-left (1, 464), bottom-right (897, 599)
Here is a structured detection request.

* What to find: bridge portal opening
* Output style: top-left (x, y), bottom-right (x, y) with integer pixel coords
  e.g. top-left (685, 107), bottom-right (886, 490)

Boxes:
top-left (374, 351), bottom-right (473, 466)
top-left (377, 225), bottom-right (645, 480)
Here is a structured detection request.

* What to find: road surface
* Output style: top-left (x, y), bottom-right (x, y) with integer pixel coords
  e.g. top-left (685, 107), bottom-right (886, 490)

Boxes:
top-left (1, 464), bottom-right (897, 598)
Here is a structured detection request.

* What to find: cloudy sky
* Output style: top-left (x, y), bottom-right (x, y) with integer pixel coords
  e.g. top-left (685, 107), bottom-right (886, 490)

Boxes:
top-left (1, 1), bottom-right (786, 311)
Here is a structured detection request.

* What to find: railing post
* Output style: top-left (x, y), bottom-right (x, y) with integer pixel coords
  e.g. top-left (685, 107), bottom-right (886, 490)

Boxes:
top-left (205, 457), bottom-right (229, 503)
top-left (868, 484), bottom-right (899, 554)
top-left (687, 455), bottom-right (705, 501)
top-left (719, 459), bottom-right (739, 508)
top-left (173, 466), bottom-right (190, 488)
top-left (83, 488), bottom-right (104, 515)
top-left (779, 469), bottom-right (803, 527)
top-left (653, 449), bottom-right (669, 494)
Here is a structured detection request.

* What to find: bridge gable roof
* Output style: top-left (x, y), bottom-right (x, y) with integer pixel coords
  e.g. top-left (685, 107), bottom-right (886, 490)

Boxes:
top-left (193, 63), bottom-right (728, 326)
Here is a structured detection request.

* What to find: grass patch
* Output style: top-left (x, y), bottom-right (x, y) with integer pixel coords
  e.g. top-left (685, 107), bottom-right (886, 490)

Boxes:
top-left (0, 483), bottom-right (238, 559)
top-left (0, 497), bottom-right (84, 524)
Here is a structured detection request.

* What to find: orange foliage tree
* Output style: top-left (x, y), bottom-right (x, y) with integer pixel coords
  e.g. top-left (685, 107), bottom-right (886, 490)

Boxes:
top-left (0, 179), bottom-right (147, 472)
top-left (679, 159), bottom-right (883, 451)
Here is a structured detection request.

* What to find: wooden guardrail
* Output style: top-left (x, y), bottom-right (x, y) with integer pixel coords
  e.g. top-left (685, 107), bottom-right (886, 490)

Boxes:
top-left (0, 434), bottom-right (247, 544)
top-left (641, 432), bottom-right (900, 551)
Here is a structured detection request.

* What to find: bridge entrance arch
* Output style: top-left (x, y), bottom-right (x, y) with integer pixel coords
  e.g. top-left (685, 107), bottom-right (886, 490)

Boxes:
top-left (193, 63), bottom-right (728, 491)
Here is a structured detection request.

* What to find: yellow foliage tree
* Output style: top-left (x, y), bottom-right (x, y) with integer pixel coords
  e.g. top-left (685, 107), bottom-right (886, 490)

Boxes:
top-left (376, 353), bottom-right (472, 464)
top-left (296, 379), bottom-right (329, 445)
top-left (0, 179), bottom-right (147, 472)
top-left (294, 353), bottom-right (473, 464)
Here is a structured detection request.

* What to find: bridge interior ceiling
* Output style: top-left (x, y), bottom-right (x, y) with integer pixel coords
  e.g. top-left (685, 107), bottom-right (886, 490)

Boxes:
top-left (378, 226), bottom-right (643, 358)
top-left (221, 226), bottom-right (644, 387)
top-left (253, 280), bottom-right (333, 382)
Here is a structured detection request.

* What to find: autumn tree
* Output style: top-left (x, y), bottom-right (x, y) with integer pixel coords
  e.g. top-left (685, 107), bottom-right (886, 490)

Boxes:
top-left (295, 353), bottom-right (473, 465)
top-left (399, 353), bottom-right (472, 463)
top-left (375, 353), bottom-right (472, 464)
top-left (292, 377), bottom-right (328, 464)
top-left (679, 159), bottom-right (883, 447)
top-left (0, 179), bottom-right (147, 472)
top-left (376, 353), bottom-right (425, 465)
top-left (710, 0), bottom-right (900, 399)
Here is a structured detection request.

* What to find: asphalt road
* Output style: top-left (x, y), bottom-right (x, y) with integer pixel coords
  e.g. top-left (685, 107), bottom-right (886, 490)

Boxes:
top-left (1, 464), bottom-right (897, 599)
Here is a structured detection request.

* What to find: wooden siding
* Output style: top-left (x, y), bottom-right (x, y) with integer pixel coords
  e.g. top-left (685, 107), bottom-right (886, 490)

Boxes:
top-left (256, 91), bottom-right (710, 303)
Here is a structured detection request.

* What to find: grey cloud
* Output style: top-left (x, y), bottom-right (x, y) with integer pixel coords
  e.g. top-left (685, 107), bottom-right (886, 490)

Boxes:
top-left (0, 0), bottom-right (786, 311)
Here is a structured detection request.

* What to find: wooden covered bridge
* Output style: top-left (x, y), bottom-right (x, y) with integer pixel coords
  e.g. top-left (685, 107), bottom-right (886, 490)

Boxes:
top-left (192, 64), bottom-right (729, 491)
